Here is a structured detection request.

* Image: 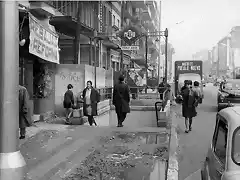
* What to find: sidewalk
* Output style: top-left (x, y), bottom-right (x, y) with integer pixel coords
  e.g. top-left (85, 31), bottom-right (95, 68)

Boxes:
top-left (20, 117), bottom-right (112, 180)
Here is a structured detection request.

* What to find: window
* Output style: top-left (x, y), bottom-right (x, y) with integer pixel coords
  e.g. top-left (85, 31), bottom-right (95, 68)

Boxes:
top-left (117, 19), bottom-right (120, 27)
top-left (103, 6), bottom-right (107, 25)
top-left (213, 118), bottom-right (228, 164)
top-left (232, 127), bottom-right (240, 165)
top-left (113, 15), bottom-right (115, 25)
top-left (108, 10), bottom-right (112, 25)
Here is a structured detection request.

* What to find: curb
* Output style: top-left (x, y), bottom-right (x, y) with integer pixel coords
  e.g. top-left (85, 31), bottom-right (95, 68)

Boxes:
top-left (167, 107), bottom-right (179, 180)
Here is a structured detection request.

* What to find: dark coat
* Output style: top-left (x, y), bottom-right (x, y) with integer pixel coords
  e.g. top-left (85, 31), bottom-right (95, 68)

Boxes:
top-left (19, 85), bottom-right (31, 128)
top-left (181, 88), bottom-right (198, 118)
top-left (63, 90), bottom-right (74, 108)
top-left (82, 87), bottom-right (100, 116)
top-left (113, 82), bottom-right (130, 114)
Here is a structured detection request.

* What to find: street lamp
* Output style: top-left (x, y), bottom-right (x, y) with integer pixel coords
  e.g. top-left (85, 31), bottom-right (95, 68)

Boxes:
top-left (145, 28), bottom-right (168, 91)
top-left (0, 1), bottom-right (26, 180)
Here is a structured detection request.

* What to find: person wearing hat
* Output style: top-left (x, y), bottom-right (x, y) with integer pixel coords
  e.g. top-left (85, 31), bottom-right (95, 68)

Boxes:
top-left (113, 75), bottom-right (130, 127)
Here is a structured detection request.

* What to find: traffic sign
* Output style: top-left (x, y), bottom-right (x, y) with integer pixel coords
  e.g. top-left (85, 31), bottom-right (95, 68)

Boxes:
top-left (121, 46), bottom-right (139, 50)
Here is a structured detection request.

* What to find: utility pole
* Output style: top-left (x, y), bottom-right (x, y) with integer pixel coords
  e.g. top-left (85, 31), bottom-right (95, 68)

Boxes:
top-left (164, 28), bottom-right (168, 85)
top-left (145, 35), bottom-right (148, 93)
top-left (120, 1), bottom-right (125, 74)
top-left (74, 1), bottom-right (81, 64)
top-left (217, 43), bottom-right (220, 77)
top-left (0, 1), bottom-right (26, 180)
top-left (158, 1), bottom-right (162, 85)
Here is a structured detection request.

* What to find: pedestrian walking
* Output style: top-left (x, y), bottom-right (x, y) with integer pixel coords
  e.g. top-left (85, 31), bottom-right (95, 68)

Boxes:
top-left (113, 75), bottom-right (130, 127)
top-left (158, 77), bottom-right (167, 100)
top-left (63, 84), bottom-right (74, 125)
top-left (193, 81), bottom-right (202, 103)
top-left (19, 85), bottom-right (31, 139)
top-left (82, 80), bottom-right (100, 126)
top-left (166, 84), bottom-right (176, 105)
top-left (181, 80), bottom-right (199, 133)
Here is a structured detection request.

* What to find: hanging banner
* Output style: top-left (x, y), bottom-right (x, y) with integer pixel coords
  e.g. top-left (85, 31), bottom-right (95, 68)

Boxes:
top-left (29, 14), bottom-right (59, 64)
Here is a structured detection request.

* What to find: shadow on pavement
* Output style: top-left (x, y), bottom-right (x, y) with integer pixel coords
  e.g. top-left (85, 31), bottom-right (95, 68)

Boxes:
top-left (199, 105), bottom-right (217, 113)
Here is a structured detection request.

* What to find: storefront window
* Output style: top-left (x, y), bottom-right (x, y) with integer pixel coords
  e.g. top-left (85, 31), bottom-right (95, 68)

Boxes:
top-left (33, 60), bottom-right (53, 99)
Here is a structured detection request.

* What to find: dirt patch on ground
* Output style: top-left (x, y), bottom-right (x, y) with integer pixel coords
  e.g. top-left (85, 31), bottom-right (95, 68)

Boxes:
top-left (64, 132), bottom-right (168, 180)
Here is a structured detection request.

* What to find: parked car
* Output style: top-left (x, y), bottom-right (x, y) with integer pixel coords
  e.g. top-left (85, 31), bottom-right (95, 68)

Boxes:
top-left (201, 106), bottom-right (240, 180)
top-left (217, 79), bottom-right (240, 111)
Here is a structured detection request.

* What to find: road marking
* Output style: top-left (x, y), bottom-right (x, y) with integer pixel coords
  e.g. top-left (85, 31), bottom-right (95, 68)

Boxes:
top-left (184, 169), bottom-right (201, 180)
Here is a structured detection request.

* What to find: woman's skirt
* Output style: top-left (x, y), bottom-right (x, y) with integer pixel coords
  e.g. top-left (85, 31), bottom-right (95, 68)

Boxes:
top-left (182, 105), bottom-right (197, 118)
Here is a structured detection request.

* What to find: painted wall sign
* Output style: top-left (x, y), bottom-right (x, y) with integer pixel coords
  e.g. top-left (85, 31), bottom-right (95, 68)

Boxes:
top-left (176, 62), bottom-right (201, 71)
top-left (29, 14), bottom-right (60, 64)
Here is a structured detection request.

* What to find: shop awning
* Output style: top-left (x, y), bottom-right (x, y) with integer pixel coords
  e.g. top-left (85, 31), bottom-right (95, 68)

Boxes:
top-left (49, 16), bottom-right (95, 38)
top-left (102, 39), bottom-right (121, 50)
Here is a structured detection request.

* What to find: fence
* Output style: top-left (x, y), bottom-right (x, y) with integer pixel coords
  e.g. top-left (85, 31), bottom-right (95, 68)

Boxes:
top-left (97, 86), bottom-right (171, 107)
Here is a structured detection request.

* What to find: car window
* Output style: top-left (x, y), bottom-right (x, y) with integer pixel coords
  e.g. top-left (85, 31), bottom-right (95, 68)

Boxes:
top-left (214, 119), bottom-right (228, 164)
top-left (223, 82), bottom-right (240, 90)
top-left (232, 127), bottom-right (240, 165)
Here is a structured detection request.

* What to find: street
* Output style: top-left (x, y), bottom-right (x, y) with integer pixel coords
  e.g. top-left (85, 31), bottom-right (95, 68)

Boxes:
top-left (177, 83), bottom-right (218, 180)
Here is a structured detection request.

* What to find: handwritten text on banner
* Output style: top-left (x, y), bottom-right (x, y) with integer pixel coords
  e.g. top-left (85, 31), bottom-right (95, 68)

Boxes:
top-left (29, 14), bottom-right (59, 64)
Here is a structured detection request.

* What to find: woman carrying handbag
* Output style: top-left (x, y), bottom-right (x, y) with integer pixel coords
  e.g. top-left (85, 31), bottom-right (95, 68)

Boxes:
top-left (81, 81), bottom-right (100, 126)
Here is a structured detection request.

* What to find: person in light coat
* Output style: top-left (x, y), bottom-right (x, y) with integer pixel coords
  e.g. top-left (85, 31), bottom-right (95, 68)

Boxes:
top-left (82, 81), bottom-right (100, 126)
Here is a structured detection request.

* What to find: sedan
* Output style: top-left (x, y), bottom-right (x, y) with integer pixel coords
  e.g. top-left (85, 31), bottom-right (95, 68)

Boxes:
top-left (201, 107), bottom-right (240, 180)
top-left (217, 79), bottom-right (240, 111)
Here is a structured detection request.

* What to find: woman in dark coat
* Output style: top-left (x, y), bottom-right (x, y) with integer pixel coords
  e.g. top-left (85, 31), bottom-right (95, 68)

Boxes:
top-left (82, 81), bottom-right (100, 126)
top-left (19, 85), bottom-right (31, 139)
top-left (181, 80), bottom-right (199, 133)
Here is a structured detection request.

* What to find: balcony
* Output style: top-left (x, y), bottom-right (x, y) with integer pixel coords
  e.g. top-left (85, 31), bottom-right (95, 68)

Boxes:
top-left (29, 2), bottom-right (55, 17)
top-left (131, 1), bottom-right (147, 10)
top-left (141, 9), bottom-right (151, 21)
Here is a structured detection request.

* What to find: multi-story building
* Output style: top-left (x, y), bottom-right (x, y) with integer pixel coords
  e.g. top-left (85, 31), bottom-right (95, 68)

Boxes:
top-left (122, 1), bottom-right (161, 81)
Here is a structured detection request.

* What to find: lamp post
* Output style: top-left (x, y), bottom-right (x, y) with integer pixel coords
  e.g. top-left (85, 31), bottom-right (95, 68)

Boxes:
top-left (0, 1), bottom-right (26, 180)
top-left (144, 28), bottom-right (169, 92)
top-left (145, 35), bottom-right (148, 93)
top-left (164, 28), bottom-right (168, 85)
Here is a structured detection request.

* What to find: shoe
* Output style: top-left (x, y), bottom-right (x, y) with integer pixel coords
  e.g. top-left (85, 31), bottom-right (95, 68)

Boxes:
top-left (19, 136), bottom-right (25, 139)
top-left (185, 130), bottom-right (189, 133)
top-left (189, 127), bottom-right (192, 131)
top-left (65, 121), bottom-right (72, 125)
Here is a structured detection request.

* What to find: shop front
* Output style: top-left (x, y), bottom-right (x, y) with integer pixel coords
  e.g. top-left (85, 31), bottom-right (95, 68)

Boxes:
top-left (19, 12), bottom-right (59, 121)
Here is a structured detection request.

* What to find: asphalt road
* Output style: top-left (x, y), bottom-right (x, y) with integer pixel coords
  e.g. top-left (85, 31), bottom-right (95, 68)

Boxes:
top-left (177, 83), bottom-right (218, 180)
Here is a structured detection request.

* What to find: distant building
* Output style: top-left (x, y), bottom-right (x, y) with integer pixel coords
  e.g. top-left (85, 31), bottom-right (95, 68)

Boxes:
top-left (192, 49), bottom-right (209, 61)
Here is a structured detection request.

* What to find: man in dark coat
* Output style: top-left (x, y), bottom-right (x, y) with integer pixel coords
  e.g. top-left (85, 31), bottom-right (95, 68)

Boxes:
top-left (19, 85), bottom-right (31, 139)
top-left (113, 75), bottom-right (130, 127)
top-left (82, 80), bottom-right (100, 126)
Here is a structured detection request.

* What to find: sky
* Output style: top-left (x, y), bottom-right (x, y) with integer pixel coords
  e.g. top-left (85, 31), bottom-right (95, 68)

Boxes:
top-left (160, 0), bottom-right (240, 61)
